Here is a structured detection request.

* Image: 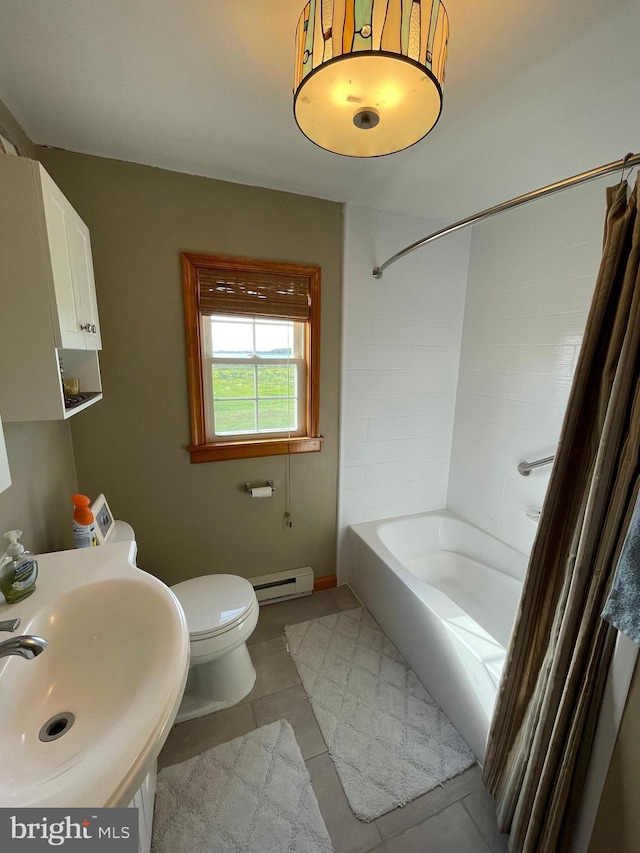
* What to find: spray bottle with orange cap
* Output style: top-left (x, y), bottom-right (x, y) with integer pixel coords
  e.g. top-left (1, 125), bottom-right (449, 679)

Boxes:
top-left (71, 494), bottom-right (98, 548)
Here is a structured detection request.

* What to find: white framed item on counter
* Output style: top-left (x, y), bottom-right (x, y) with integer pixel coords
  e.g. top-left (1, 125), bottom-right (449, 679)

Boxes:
top-left (91, 493), bottom-right (115, 544)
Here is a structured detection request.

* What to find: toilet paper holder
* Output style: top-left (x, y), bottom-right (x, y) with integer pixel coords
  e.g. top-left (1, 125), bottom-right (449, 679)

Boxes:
top-left (244, 480), bottom-right (275, 495)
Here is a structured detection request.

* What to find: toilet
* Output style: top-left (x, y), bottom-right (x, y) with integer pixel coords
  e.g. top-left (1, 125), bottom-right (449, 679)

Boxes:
top-left (170, 574), bottom-right (259, 723)
top-left (109, 520), bottom-right (259, 723)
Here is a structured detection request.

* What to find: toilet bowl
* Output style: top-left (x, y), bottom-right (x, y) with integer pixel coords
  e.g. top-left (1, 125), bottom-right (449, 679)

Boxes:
top-left (110, 520), bottom-right (259, 724)
top-left (170, 574), bottom-right (259, 723)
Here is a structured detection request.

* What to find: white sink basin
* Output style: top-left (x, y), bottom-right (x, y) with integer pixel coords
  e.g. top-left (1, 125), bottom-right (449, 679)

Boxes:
top-left (0, 542), bottom-right (189, 807)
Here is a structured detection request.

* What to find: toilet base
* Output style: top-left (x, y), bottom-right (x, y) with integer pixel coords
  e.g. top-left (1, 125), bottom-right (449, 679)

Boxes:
top-left (174, 642), bottom-right (257, 723)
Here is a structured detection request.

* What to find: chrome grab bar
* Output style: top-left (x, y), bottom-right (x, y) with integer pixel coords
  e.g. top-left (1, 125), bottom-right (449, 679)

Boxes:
top-left (518, 455), bottom-right (555, 476)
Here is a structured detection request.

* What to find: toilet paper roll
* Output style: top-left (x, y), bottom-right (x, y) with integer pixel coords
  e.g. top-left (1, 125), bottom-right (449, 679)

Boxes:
top-left (251, 485), bottom-right (273, 498)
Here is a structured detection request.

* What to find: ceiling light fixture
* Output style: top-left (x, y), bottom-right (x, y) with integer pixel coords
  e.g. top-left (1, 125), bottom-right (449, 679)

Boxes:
top-left (293, 0), bottom-right (449, 158)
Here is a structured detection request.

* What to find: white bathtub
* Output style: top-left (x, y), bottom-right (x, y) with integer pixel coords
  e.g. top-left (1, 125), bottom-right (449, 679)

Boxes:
top-left (346, 510), bottom-right (528, 762)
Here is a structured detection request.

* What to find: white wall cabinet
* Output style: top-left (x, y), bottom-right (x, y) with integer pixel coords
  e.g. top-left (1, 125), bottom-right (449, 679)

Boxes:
top-left (0, 155), bottom-right (103, 421)
top-left (39, 167), bottom-right (102, 350)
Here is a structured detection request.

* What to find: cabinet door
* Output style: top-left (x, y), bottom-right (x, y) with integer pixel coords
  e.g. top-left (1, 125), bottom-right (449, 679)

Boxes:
top-left (66, 214), bottom-right (102, 349)
top-left (39, 168), bottom-right (102, 350)
top-left (40, 169), bottom-right (86, 349)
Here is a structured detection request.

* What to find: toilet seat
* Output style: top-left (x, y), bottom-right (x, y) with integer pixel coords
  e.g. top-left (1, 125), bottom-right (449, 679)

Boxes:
top-left (171, 574), bottom-right (257, 641)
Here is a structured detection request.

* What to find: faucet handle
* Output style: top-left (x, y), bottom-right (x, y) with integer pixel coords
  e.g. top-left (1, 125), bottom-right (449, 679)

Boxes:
top-left (0, 618), bottom-right (21, 633)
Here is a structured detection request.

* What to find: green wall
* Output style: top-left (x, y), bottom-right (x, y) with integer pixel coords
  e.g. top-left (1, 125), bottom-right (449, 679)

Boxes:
top-left (37, 147), bottom-right (343, 586)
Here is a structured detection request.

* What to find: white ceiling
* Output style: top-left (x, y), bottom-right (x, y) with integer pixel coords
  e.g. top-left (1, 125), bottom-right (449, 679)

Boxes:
top-left (0, 0), bottom-right (638, 221)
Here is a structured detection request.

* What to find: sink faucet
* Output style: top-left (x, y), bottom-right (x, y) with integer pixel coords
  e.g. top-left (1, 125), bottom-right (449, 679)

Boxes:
top-left (0, 617), bottom-right (48, 660)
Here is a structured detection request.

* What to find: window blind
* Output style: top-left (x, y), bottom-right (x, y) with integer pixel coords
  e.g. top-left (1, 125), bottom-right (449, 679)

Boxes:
top-left (197, 267), bottom-right (311, 321)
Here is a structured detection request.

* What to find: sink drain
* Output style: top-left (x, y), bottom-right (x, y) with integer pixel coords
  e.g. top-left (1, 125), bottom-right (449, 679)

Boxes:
top-left (39, 712), bottom-right (75, 742)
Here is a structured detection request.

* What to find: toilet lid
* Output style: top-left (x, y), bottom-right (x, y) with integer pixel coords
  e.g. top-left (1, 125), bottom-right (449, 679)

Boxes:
top-left (170, 574), bottom-right (256, 638)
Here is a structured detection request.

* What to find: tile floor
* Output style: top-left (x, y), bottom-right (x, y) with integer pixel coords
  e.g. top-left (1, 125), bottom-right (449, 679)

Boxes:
top-left (159, 586), bottom-right (510, 853)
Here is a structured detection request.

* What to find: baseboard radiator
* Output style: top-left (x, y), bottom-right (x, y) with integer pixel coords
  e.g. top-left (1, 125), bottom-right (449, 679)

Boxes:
top-left (249, 566), bottom-right (314, 605)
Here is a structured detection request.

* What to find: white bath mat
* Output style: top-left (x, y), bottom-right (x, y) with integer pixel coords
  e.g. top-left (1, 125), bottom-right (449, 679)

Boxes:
top-left (285, 607), bottom-right (475, 822)
top-left (152, 720), bottom-right (334, 853)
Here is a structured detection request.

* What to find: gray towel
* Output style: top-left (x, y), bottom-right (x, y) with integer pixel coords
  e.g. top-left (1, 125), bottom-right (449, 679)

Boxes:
top-left (602, 492), bottom-right (640, 644)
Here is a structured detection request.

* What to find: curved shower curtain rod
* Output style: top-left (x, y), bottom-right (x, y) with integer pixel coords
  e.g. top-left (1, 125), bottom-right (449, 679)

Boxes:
top-left (372, 151), bottom-right (640, 279)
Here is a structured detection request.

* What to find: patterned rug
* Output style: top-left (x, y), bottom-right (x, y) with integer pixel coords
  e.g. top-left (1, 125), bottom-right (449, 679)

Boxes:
top-left (285, 607), bottom-right (475, 822)
top-left (152, 720), bottom-right (334, 853)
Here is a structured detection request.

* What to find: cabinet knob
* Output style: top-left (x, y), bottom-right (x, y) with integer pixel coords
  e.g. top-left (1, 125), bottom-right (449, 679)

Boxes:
top-left (80, 323), bottom-right (90, 332)
top-left (90, 324), bottom-right (96, 334)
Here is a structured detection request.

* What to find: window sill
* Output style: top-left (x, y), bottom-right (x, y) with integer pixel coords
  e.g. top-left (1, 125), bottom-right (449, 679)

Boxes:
top-left (187, 435), bottom-right (323, 463)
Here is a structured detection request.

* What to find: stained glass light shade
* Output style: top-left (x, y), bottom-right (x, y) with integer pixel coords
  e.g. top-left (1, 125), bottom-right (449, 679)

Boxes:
top-left (294, 0), bottom-right (449, 157)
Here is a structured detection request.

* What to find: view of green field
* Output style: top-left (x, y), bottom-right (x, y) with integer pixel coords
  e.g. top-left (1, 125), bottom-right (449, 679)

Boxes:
top-left (212, 365), bottom-right (297, 433)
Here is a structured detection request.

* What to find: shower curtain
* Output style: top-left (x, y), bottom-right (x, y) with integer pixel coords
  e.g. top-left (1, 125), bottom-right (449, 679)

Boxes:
top-left (483, 174), bottom-right (640, 853)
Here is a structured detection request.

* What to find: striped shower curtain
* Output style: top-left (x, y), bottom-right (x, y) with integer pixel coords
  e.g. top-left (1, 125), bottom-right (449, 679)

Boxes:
top-left (483, 175), bottom-right (640, 852)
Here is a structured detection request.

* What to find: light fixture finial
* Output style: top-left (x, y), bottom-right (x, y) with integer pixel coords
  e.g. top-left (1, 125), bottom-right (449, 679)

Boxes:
top-left (353, 108), bottom-right (380, 131)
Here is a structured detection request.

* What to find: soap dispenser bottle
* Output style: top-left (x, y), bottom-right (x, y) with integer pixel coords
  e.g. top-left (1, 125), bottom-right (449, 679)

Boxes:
top-left (0, 530), bottom-right (38, 604)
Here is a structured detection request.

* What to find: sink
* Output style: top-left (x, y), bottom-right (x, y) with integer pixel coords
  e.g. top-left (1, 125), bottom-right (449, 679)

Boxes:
top-left (0, 542), bottom-right (189, 807)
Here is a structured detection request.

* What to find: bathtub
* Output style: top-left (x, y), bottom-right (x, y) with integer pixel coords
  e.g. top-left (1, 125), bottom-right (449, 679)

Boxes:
top-left (346, 510), bottom-right (528, 762)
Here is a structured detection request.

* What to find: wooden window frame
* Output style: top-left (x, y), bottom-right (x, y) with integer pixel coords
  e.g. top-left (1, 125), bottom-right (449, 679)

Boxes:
top-left (201, 318), bottom-right (307, 442)
top-left (182, 253), bottom-right (323, 463)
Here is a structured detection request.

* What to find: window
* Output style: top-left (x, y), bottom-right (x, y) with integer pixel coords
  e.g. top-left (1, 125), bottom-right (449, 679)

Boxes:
top-left (182, 253), bottom-right (322, 462)
top-left (204, 316), bottom-right (304, 439)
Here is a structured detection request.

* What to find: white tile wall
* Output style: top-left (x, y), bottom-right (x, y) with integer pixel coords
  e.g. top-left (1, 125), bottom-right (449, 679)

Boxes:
top-left (339, 178), bottom-right (611, 576)
top-left (447, 177), bottom-right (609, 556)
top-left (338, 206), bottom-right (471, 572)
